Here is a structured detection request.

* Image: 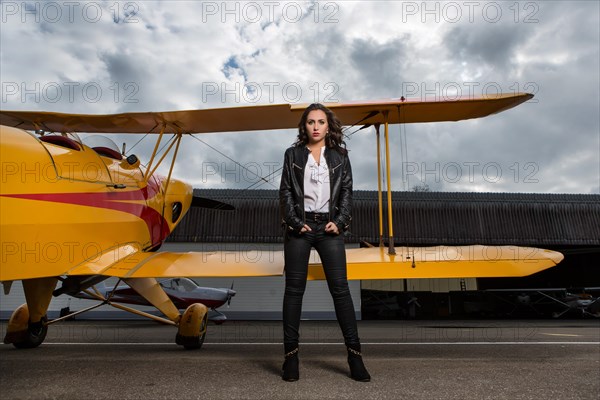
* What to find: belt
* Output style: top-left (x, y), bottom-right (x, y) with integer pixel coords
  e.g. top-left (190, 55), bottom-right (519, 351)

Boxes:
top-left (305, 212), bottom-right (329, 222)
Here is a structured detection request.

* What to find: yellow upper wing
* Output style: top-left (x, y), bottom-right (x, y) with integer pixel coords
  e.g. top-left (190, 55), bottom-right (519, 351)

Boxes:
top-left (0, 93), bottom-right (532, 134)
top-left (63, 244), bottom-right (562, 280)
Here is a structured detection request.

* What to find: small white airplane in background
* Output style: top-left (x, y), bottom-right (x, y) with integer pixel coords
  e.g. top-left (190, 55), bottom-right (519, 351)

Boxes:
top-left (69, 278), bottom-right (236, 324)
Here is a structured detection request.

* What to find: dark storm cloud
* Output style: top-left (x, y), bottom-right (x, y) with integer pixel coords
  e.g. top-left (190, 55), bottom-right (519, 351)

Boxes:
top-left (281, 28), bottom-right (349, 75)
top-left (349, 37), bottom-right (410, 96)
top-left (443, 24), bottom-right (525, 68)
top-left (100, 53), bottom-right (141, 83)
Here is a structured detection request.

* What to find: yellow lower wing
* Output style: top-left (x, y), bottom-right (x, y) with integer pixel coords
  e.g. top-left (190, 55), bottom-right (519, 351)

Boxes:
top-left (309, 245), bottom-right (563, 280)
top-left (64, 245), bottom-right (562, 280)
top-left (67, 249), bottom-right (286, 278)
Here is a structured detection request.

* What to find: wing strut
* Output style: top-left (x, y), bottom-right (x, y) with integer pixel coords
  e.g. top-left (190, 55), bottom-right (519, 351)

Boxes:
top-left (146, 132), bottom-right (180, 179)
top-left (383, 112), bottom-right (396, 255)
top-left (142, 126), bottom-right (184, 195)
top-left (375, 124), bottom-right (384, 248)
top-left (163, 132), bottom-right (183, 195)
top-left (144, 124), bottom-right (166, 183)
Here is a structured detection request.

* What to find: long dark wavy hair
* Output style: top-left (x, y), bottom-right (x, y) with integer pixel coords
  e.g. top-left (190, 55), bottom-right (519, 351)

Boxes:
top-left (295, 103), bottom-right (346, 154)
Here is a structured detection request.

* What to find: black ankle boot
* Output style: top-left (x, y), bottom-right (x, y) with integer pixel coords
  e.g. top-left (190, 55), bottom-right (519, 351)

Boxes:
top-left (282, 347), bottom-right (299, 381)
top-left (347, 344), bottom-right (371, 382)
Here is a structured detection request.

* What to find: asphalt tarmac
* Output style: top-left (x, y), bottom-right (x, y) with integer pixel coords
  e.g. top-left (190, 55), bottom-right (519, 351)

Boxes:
top-left (1, 320), bottom-right (598, 400)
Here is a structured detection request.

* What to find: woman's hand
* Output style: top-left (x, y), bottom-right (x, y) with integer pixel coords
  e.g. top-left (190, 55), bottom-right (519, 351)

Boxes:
top-left (324, 222), bottom-right (339, 235)
top-left (300, 224), bottom-right (312, 233)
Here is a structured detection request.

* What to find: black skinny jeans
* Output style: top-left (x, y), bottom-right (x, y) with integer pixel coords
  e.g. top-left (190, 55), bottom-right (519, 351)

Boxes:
top-left (283, 219), bottom-right (360, 348)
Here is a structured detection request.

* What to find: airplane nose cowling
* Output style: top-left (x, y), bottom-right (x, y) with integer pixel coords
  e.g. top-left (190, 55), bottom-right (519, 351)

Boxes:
top-left (163, 178), bottom-right (193, 231)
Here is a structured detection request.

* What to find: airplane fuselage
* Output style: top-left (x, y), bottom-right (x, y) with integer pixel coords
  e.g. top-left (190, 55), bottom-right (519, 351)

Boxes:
top-left (0, 125), bottom-right (193, 282)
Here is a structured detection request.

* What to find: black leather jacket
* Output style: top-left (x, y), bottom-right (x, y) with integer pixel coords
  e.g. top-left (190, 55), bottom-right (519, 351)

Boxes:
top-left (279, 145), bottom-right (352, 233)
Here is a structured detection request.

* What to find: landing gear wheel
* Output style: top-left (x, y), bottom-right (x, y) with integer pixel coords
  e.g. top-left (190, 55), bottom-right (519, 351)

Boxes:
top-left (4, 304), bottom-right (48, 349)
top-left (13, 317), bottom-right (48, 349)
top-left (176, 303), bottom-right (208, 350)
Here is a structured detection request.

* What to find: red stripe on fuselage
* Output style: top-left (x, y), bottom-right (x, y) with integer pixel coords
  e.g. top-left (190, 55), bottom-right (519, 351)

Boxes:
top-left (1, 183), bottom-right (170, 247)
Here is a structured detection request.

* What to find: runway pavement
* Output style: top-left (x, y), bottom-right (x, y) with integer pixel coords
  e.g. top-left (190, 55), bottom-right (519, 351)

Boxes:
top-left (1, 320), bottom-right (599, 399)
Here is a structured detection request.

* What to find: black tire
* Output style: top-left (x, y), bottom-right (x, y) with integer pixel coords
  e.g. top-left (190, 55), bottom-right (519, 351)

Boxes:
top-left (13, 316), bottom-right (48, 349)
top-left (183, 312), bottom-right (208, 350)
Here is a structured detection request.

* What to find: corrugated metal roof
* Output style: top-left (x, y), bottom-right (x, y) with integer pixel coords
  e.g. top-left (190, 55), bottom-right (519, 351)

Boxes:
top-left (168, 190), bottom-right (600, 246)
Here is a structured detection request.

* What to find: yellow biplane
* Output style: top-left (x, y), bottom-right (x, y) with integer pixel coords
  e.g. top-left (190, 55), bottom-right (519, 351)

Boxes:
top-left (0, 92), bottom-right (563, 349)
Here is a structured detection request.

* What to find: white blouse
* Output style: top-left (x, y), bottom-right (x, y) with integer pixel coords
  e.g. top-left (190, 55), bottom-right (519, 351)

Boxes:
top-left (304, 147), bottom-right (331, 212)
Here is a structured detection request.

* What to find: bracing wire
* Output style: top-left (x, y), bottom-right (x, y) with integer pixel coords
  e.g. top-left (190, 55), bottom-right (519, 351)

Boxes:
top-left (397, 105), bottom-right (410, 191)
top-left (128, 133), bottom-right (150, 153)
top-left (130, 112), bottom-right (381, 196)
top-left (235, 118), bottom-right (375, 194)
top-left (403, 119), bottom-right (409, 190)
top-left (126, 122), bottom-right (158, 154)
top-left (242, 167), bottom-right (283, 191)
top-left (140, 134), bottom-right (176, 169)
top-left (189, 134), bottom-right (279, 190)
top-left (240, 123), bottom-right (359, 192)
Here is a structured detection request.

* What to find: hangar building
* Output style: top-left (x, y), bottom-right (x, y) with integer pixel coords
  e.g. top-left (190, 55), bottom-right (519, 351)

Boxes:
top-left (1, 190), bottom-right (598, 320)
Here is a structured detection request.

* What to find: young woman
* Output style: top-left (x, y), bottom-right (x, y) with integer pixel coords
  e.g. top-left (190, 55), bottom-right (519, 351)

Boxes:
top-left (279, 103), bottom-right (370, 382)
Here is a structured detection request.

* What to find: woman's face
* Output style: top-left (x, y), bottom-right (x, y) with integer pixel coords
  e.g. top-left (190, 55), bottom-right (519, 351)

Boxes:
top-left (305, 109), bottom-right (328, 146)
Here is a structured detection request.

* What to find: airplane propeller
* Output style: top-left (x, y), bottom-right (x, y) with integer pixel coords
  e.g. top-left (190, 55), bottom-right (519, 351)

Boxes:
top-left (191, 196), bottom-right (235, 211)
top-left (228, 281), bottom-right (235, 307)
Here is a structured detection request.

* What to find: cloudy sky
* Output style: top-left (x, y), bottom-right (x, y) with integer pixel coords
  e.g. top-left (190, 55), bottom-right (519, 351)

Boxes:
top-left (1, 1), bottom-right (598, 194)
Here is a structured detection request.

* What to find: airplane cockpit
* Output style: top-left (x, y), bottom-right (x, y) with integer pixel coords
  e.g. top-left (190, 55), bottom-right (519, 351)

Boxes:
top-left (37, 131), bottom-right (123, 159)
top-left (160, 278), bottom-right (199, 293)
top-left (81, 135), bottom-right (123, 160)
top-left (34, 131), bottom-right (143, 186)
top-left (38, 131), bottom-right (83, 151)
